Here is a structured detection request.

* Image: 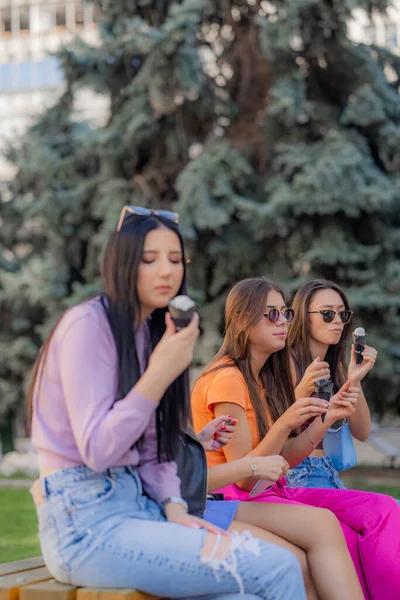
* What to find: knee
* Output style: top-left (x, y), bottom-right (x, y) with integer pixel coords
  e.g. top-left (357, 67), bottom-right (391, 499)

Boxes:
top-left (313, 507), bottom-right (339, 527)
top-left (312, 508), bottom-right (343, 540)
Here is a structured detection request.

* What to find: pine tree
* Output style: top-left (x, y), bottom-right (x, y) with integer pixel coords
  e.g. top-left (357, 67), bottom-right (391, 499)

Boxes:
top-left (1, 0), bottom-right (400, 428)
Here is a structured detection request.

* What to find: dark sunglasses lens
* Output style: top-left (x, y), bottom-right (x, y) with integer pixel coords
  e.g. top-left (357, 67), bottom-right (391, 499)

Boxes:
top-left (322, 311), bottom-right (335, 323)
top-left (285, 309), bottom-right (295, 323)
top-left (340, 311), bottom-right (352, 324)
top-left (268, 309), bottom-right (280, 323)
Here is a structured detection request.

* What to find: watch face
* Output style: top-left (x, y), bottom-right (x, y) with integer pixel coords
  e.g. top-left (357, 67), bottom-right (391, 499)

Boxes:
top-left (315, 378), bottom-right (328, 388)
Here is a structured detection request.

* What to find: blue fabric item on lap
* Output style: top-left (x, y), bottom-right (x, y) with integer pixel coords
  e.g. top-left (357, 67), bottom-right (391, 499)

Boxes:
top-left (203, 499), bottom-right (239, 530)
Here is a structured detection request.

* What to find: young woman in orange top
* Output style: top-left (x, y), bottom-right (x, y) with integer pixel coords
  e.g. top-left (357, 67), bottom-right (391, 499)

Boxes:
top-left (192, 277), bottom-right (400, 600)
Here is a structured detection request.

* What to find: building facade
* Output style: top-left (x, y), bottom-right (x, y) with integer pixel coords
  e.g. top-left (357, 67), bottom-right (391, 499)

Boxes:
top-left (0, 2), bottom-right (400, 182)
top-left (0, 0), bottom-right (108, 181)
top-left (348, 1), bottom-right (400, 51)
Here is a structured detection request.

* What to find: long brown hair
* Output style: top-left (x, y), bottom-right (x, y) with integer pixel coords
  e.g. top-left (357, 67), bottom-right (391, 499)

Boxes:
top-left (288, 280), bottom-right (351, 389)
top-left (202, 277), bottom-right (296, 441)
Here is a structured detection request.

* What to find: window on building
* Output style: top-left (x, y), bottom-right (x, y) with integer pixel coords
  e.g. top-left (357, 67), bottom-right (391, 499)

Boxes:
top-left (1, 8), bottom-right (12, 37)
top-left (385, 23), bottom-right (398, 50)
top-left (93, 4), bottom-right (102, 23)
top-left (19, 7), bottom-right (30, 34)
top-left (55, 4), bottom-right (67, 28)
top-left (0, 58), bottom-right (64, 92)
top-left (30, 5), bottom-right (56, 34)
top-left (0, 63), bottom-right (13, 91)
top-left (75, 5), bottom-right (85, 28)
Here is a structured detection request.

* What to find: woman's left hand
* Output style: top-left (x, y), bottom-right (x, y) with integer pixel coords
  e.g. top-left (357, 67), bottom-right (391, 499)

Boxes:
top-left (164, 503), bottom-right (229, 535)
top-left (348, 344), bottom-right (377, 384)
top-left (197, 415), bottom-right (237, 451)
top-left (325, 381), bottom-right (359, 424)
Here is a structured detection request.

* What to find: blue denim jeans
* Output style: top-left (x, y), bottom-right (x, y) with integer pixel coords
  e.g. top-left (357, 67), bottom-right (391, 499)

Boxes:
top-left (37, 465), bottom-right (306, 599)
top-left (285, 456), bottom-right (346, 489)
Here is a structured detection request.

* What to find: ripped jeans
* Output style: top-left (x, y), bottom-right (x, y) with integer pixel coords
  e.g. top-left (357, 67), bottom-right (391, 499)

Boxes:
top-left (37, 465), bottom-right (306, 600)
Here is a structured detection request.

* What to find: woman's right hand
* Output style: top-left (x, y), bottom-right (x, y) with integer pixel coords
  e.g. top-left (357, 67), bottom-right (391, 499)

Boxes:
top-left (296, 357), bottom-right (330, 397)
top-left (147, 312), bottom-right (200, 386)
top-left (250, 455), bottom-right (289, 482)
top-left (277, 396), bottom-right (329, 431)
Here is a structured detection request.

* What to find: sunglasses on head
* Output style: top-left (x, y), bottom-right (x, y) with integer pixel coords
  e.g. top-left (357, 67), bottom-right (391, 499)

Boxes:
top-left (264, 308), bottom-right (295, 324)
top-left (116, 205), bottom-right (179, 232)
top-left (308, 310), bottom-right (352, 324)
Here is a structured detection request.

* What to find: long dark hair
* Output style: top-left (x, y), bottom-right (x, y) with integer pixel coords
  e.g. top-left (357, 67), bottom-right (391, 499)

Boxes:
top-left (27, 214), bottom-right (190, 462)
top-left (288, 280), bottom-right (351, 389)
top-left (201, 277), bottom-right (296, 442)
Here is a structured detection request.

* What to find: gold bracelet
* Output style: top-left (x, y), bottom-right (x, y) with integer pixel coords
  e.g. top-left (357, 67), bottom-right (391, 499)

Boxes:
top-left (250, 456), bottom-right (257, 478)
top-left (307, 426), bottom-right (319, 449)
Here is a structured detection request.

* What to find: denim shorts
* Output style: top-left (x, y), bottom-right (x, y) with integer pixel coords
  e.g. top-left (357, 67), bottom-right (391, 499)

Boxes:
top-left (204, 500), bottom-right (239, 530)
top-left (36, 464), bottom-right (306, 599)
top-left (285, 456), bottom-right (346, 489)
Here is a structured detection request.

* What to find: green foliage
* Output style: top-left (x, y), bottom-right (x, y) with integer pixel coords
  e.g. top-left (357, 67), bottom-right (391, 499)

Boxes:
top-left (1, 0), bottom-right (400, 425)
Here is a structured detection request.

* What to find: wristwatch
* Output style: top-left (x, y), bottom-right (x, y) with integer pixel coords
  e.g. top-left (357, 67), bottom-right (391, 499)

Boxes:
top-left (162, 496), bottom-right (189, 514)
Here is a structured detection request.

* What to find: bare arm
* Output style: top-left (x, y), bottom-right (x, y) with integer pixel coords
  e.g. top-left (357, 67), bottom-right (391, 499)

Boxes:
top-left (347, 344), bottom-right (376, 442)
top-left (213, 396), bottom-right (329, 485)
top-left (207, 454), bottom-right (288, 493)
top-left (213, 382), bottom-right (359, 473)
top-left (347, 384), bottom-right (371, 441)
top-left (207, 455), bottom-right (253, 491)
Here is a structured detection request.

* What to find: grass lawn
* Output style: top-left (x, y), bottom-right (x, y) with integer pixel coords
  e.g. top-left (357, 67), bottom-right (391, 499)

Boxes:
top-left (1, 481), bottom-right (399, 564)
top-left (0, 488), bottom-right (40, 563)
top-left (347, 482), bottom-right (400, 497)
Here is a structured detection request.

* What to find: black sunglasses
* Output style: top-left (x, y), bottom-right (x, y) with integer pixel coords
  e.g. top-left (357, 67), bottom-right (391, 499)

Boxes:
top-left (308, 310), bottom-right (353, 324)
top-left (116, 205), bottom-right (179, 232)
top-left (264, 308), bottom-right (295, 324)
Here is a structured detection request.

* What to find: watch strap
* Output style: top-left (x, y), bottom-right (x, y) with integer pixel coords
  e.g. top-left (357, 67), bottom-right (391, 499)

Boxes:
top-left (162, 496), bottom-right (189, 514)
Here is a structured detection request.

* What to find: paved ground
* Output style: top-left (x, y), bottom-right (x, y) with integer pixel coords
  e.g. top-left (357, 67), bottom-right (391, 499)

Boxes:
top-left (354, 426), bottom-right (400, 468)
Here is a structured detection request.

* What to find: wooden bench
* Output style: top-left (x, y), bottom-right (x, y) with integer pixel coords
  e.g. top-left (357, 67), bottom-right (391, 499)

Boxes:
top-left (0, 557), bottom-right (166, 600)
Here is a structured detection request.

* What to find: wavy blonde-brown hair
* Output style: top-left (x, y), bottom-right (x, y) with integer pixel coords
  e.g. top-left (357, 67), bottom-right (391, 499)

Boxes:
top-left (202, 277), bottom-right (296, 441)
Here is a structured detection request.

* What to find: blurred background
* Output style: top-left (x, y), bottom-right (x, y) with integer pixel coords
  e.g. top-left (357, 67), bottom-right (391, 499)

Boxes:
top-left (0, 0), bottom-right (400, 560)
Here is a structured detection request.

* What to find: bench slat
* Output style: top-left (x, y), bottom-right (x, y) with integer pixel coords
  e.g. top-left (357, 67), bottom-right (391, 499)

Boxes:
top-left (77, 590), bottom-right (161, 600)
top-left (0, 566), bottom-right (51, 600)
top-left (0, 559), bottom-right (45, 578)
top-left (20, 579), bottom-right (77, 600)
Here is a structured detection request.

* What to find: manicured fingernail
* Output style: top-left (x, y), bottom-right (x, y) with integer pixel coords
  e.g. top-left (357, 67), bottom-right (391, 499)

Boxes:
top-left (213, 432), bottom-right (219, 440)
top-left (231, 420), bottom-right (237, 425)
top-left (220, 425), bottom-right (227, 431)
